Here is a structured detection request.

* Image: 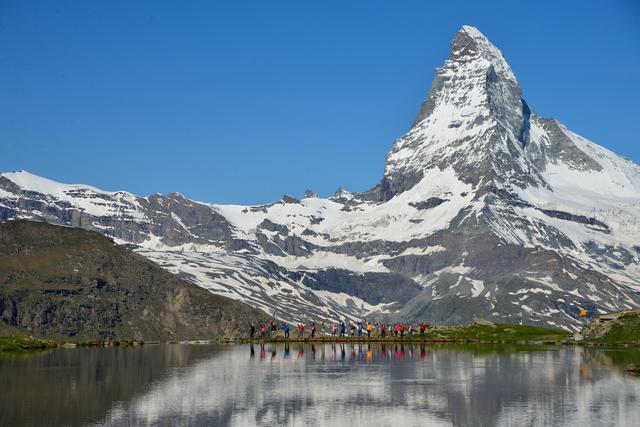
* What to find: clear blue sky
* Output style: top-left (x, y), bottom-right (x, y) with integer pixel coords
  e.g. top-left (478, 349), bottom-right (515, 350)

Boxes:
top-left (1, 1), bottom-right (639, 204)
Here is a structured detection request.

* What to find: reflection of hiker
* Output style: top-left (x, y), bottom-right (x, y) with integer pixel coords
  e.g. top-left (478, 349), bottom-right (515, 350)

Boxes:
top-left (311, 322), bottom-right (316, 338)
top-left (283, 323), bottom-right (290, 339)
top-left (249, 323), bottom-right (256, 339)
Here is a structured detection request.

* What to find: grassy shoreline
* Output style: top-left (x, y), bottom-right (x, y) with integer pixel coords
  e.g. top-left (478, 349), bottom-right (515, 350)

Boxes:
top-left (0, 336), bottom-right (57, 353)
top-left (221, 324), bottom-right (572, 345)
top-left (3, 319), bottom-right (639, 352)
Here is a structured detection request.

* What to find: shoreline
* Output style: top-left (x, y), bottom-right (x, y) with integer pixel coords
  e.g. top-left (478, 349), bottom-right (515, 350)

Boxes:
top-left (3, 318), bottom-right (640, 352)
top-left (3, 336), bottom-right (640, 354)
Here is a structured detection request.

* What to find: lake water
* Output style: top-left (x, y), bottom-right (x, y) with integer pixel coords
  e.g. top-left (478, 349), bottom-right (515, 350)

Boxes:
top-left (1, 343), bottom-right (639, 426)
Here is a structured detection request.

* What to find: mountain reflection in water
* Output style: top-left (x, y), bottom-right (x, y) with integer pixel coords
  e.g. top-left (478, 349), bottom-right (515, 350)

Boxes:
top-left (1, 343), bottom-right (639, 426)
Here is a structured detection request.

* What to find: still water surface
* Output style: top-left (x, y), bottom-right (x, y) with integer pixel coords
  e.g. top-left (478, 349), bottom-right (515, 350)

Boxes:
top-left (1, 343), bottom-right (639, 426)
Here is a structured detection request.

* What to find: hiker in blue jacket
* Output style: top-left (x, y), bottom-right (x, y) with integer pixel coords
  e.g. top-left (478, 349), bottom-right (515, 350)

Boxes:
top-left (283, 322), bottom-right (290, 339)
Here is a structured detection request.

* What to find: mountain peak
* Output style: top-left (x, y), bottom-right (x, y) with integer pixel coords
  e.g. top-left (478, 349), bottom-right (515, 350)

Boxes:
top-left (450, 25), bottom-right (516, 82)
top-left (380, 26), bottom-right (534, 199)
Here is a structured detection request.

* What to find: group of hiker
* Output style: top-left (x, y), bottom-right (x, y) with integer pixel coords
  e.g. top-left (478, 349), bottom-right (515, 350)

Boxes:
top-left (249, 320), bottom-right (431, 340)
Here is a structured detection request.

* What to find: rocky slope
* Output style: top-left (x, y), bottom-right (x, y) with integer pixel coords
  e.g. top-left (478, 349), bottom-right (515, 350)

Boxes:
top-left (1, 26), bottom-right (639, 330)
top-left (0, 220), bottom-right (271, 340)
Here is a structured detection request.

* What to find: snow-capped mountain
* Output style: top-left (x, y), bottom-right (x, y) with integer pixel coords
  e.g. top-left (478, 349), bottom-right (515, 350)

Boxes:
top-left (2, 25), bottom-right (639, 330)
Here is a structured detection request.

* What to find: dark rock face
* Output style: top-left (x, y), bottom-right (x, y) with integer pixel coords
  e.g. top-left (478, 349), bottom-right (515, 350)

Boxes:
top-left (288, 269), bottom-right (422, 307)
top-left (409, 198), bottom-right (449, 210)
top-left (303, 189), bottom-right (319, 199)
top-left (0, 220), bottom-right (271, 340)
top-left (538, 209), bottom-right (609, 232)
top-left (281, 194), bottom-right (301, 204)
top-left (526, 118), bottom-right (603, 172)
top-left (257, 219), bottom-right (288, 234)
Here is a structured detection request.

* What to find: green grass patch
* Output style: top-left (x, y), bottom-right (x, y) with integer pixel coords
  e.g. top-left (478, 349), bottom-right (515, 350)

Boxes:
top-left (432, 323), bottom-right (571, 342)
top-left (0, 336), bottom-right (57, 353)
top-left (596, 313), bottom-right (640, 345)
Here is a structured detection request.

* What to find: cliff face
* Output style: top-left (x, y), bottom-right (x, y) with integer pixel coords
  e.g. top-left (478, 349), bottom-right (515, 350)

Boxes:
top-left (0, 220), bottom-right (271, 340)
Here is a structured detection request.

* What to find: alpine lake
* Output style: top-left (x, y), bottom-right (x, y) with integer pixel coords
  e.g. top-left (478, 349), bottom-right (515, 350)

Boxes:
top-left (1, 342), bottom-right (639, 426)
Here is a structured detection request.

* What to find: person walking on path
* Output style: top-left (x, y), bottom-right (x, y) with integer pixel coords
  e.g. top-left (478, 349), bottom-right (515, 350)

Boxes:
top-left (366, 322), bottom-right (372, 338)
top-left (310, 321), bottom-right (316, 338)
top-left (271, 321), bottom-right (277, 338)
top-left (332, 323), bottom-right (337, 337)
top-left (249, 323), bottom-right (256, 339)
top-left (350, 323), bottom-right (356, 337)
top-left (381, 323), bottom-right (387, 339)
top-left (340, 321), bottom-right (346, 337)
top-left (419, 322), bottom-right (426, 339)
top-left (260, 324), bottom-right (266, 338)
top-left (283, 322), bottom-right (290, 339)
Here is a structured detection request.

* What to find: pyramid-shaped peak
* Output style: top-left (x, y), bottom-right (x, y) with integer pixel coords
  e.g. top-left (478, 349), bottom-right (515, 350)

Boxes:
top-left (459, 25), bottom-right (489, 40)
top-left (450, 25), bottom-right (516, 82)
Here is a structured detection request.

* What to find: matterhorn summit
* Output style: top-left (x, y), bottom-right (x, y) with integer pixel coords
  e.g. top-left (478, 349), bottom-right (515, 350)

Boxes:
top-left (2, 26), bottom-right (640, 330)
